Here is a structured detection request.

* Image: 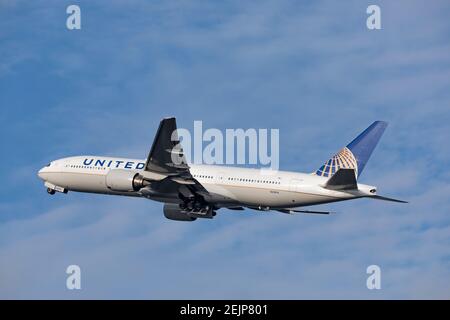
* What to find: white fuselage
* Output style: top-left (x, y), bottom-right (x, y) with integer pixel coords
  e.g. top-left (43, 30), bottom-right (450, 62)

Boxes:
top-left (38, 156), bottom-right (375, 209)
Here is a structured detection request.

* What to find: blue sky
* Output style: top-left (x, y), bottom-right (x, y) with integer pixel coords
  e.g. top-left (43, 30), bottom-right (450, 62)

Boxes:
top-left (1, 0), bottom-right (450, 299)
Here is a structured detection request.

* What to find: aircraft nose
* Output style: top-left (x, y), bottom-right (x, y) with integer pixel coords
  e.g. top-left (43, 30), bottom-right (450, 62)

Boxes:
top-left (38, 167), bottom-right (47, 180)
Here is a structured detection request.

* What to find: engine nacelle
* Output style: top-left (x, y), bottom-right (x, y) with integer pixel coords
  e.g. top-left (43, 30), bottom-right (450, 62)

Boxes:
top-left (163, 203), bottom-right (196, 221)
top-left (105, 169), bottom-right (149, 192)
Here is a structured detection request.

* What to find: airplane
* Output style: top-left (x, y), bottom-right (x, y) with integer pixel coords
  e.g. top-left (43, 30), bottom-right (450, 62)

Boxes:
top-left (37, 118), bottom-right (407, 221)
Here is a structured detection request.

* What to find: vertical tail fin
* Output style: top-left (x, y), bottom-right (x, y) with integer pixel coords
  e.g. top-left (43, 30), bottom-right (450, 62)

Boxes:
top-left (315, 121), bottom-right (388, 179)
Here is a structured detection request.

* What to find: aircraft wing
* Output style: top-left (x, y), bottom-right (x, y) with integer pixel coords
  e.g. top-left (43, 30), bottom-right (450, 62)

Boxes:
top-left (142, 117), bottom-right (209, 199)
top-left (144, 117), bottom-right (190, 175)
top-left (245, 206), bottom-right (332, 215)
top-left (276, 208), bottom-right (332, 215)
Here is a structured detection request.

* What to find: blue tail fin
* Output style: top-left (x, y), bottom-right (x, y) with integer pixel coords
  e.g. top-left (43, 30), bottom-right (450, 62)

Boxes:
top-left (315, 121), bottom-right (388, 179)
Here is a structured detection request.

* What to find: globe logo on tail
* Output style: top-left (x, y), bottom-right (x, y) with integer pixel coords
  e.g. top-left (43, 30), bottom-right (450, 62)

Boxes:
top-left (315, 147), bottom-right (358, 178)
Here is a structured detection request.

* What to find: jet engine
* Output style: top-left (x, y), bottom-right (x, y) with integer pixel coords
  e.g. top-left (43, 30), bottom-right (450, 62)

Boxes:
top-left (105, 169), bottom-right (150, 192)
top-left (163, 203), bottom-right (197, 221)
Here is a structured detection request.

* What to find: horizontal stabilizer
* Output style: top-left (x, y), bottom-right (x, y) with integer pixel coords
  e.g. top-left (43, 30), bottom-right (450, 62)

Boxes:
top-left (370, 195), bottom-right (408, 203)
top-left (325, 168), bottom-right (357, 190)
